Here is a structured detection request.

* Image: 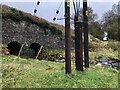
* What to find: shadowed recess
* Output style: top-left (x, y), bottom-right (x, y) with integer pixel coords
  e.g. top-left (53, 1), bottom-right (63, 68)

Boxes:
top-left (7, 41), bottom-right (21, 55)
top-left (29, 43), bottom-right (41, 58)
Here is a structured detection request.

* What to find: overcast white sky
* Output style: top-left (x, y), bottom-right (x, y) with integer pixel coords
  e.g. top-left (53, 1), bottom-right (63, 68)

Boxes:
top-left (1, 0), bottom-right (120, 25)
top-left (1, 0), bottom-right (120, 2)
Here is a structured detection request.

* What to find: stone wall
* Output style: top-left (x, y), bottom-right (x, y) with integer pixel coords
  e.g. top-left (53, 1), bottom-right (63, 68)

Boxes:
top-left (2, 18), bottom-right (65, 50)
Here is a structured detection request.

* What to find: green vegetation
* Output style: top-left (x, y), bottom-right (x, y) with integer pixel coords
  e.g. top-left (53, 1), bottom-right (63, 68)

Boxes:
top-left (101, 2), bottom-right (120, 41)
top-left (10, 8), bottom-right (16, 13)
top-left (2, 6), bottom-right (62, 36)
top-left (87, 35), bottom-right (119, 61)
top-left (108, 40), bottom-right (119, 51)
top-left (50, 26), bottom-right (63, 36)
top-left (1, 3), bottom-right (120, 88)
top-left (40, 49), bottom-right (65, 61)
top-left (89, 49), bottom-right (118, 61)
top-left (1, 54), bottom-right (118, 88)
top-left (78, 2), bottom-right (120, 41)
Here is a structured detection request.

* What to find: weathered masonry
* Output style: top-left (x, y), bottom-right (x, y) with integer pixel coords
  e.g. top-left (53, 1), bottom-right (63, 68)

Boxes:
top-left (2, 18), bottom-right (65, 55)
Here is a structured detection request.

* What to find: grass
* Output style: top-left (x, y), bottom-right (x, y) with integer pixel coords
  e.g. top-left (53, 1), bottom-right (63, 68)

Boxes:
top-left (1, 54), bottom-right (119, 88)
top-left (89, 48), bottom-right (118, 61)
top-left (88, 39), bottom-right (119, 61)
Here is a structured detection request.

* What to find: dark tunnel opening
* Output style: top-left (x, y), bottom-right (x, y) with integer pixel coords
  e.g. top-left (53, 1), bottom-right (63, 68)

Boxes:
top-left (29, 43), bottom-right (41, 58)
top-left (7, 41), bottom-right (21, 55)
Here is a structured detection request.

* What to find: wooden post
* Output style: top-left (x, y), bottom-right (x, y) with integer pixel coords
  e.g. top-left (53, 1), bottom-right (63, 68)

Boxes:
top-left (83, 0), bottom-right (89, 68)
top-left (65, 0), bottom-right (71, 74)
top-left (74, 15), bottom-right (83, 71)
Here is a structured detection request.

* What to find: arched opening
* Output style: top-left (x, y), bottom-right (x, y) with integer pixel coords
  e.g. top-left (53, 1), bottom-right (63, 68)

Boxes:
top-left (29, 43), bottom-right (41, 58)
top-left (7, 41), bottom-right (21, 55)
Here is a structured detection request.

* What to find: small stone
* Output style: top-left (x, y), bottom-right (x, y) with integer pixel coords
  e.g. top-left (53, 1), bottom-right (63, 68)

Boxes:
top-left (95, 63), bottom-right (102, 67)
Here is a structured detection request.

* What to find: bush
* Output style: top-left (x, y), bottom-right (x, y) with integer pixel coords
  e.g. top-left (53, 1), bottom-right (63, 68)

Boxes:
top-left (50, 26), bottom-right (62, 36)
top-left (11, 8), bottom-right (16, 13)
top-left (39, 49), bottom-right (65, 61)
top-left (19, 11), bottom-right (23, 16)
top-left (108, 40), bottom-right (119, 51)
top-left (41, 22), bottom-right (50, 29)
top-left (6, 13), bottom-right (20, 22)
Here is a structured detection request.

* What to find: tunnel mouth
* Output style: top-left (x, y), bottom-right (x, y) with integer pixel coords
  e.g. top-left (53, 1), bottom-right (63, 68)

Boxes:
top-left (7, 41), bottom-right (21, 55)
top-left (29, 43), bottom-right (41, 58)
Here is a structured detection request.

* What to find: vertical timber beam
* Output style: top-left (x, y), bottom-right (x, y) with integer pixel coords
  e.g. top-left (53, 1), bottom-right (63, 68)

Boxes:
top-left (65, 0), bottom-right (71, 74)
top-left (79, 21), bottom-right (83, 71)
top-left (118, 2), bottom-right (120, 62)
top-left (83, 0), bottom-right (89, 68)
top-left (74, 15), bottom-right (83, 71)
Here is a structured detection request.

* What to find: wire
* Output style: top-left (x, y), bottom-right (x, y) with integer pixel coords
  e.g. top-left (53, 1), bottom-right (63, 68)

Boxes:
top-left (79, 0), bottom-right (80, 8)
top-left (73, 0), bottom-right (77, 14)
top-left (73, 0), bottom-right (81, 15)
top-left (76, 0), bottom-right (78, 12)
top-left (58, 0), bottom-right (63, 11)
top-left (78, 0), bottom-right (81, 21)
top-left (53, 0), bottom-right (63, 21)
top-left (33, 1), bottom-right (40, 15)
top-left (77, 0), bottom-right (80, 15)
